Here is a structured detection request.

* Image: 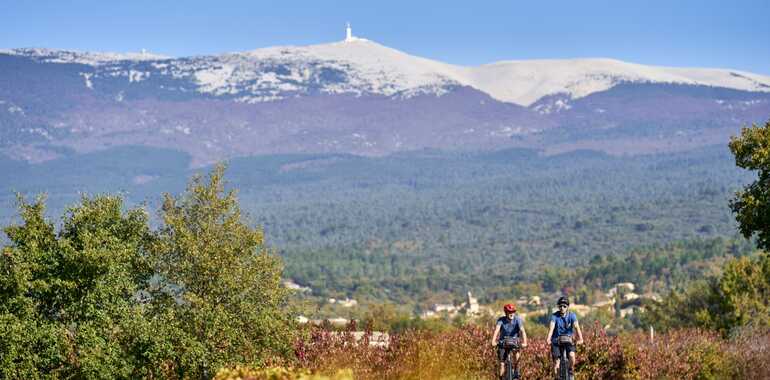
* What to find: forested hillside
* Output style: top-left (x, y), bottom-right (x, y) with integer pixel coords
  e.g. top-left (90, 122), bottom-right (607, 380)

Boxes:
top-left (232, 146), bottom-right (752, 306)
top-left (0, 143), bottom-right (753, 309)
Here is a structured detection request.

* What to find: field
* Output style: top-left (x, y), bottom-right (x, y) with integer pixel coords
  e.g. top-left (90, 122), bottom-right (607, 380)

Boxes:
top-left (218, 323), bottom-right (770, 380)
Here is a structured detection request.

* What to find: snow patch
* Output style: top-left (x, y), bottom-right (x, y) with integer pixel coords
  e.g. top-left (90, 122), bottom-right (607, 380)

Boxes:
top-left (4, 48), bottom-right (170, 65)
top-left (24, 128), bottom-right (52, 140)
top-left (80, 73), bottom-right (93, 89)
top-left (8, 105), bottom-right (24, 115)
top-left (128, 70), bottom-right (149, 82)
top-left (490, 126), bottom-right (528, 137)
top-left (533, 98), bottom-right (572, 114)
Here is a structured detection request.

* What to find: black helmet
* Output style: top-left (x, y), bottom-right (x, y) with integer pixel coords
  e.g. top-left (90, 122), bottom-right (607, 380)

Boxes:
top-left (557, 296), bottom-right (570, 306)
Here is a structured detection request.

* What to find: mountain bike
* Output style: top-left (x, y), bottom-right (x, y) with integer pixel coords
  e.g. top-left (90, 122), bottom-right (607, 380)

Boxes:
top-left (556, 335), bottom-right (573, 380)
top-left (499, 337), bottom-right (520, 380)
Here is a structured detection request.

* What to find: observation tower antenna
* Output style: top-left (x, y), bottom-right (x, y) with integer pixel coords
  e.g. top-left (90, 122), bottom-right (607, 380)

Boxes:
top-left (345, 22), bottom-right (353, 42)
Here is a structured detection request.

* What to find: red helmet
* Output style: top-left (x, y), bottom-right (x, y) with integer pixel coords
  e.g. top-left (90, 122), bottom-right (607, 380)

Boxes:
top-left (503, 303), bottom-right (516, 313)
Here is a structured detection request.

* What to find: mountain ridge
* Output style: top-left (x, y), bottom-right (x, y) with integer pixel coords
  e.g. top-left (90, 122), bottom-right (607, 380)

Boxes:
top-left (4, 40), bottom-right (770, 106)
top-left (2, 40), bottom-right (770, 166)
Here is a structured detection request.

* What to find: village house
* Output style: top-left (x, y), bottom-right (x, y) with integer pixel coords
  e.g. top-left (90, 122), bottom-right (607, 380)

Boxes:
top-left (421, 291), bottom-right (482, 319)
top-left (283, 280), bottom-right (311, 292)
top-left (327, 297), bottom-right (358, 307)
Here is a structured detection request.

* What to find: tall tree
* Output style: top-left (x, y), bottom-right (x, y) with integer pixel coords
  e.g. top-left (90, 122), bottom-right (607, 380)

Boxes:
top-left (150, 164), bottom-right (294, 377)
top-left (729, 120), bottom-right (770, 250)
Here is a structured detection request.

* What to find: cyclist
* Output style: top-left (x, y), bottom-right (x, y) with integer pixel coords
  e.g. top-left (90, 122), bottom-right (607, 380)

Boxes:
top-left (491, 303), bottom-right (528, 380)
top-left (546, 296), bottom-right (583, 380)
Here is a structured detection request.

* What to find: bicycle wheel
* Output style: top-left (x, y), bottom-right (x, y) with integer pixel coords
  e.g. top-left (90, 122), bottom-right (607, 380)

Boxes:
top-left (560, 346), bottom-right (569, 380)
top-left (506, 350), bottom-right (513, 380)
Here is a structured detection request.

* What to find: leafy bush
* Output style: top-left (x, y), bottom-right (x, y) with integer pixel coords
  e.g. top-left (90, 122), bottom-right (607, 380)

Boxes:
top-left (728, 324), bottom-right (770, 379)
top-left (624, 329), bottom-right (737, 380)
top-left (645, 253), bottom-right (770, 336)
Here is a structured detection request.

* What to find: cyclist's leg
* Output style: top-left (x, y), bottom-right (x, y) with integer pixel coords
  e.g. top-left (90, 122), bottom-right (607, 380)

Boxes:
top-left (497, 346), bottom-right (506, 378)
top-left (512, 351), bottom-right (521, 378)
top-left (551, 344), bottom-right (560, 377)
top-left (497, 347), bottom-right (511, 378)
top-left (568, 346), bottom-right (577, 375)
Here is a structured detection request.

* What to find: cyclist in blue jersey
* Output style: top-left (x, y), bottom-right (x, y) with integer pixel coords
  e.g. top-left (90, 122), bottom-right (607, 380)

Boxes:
top-left (546, 296), bottom-right (583, 380)
top-left (491, 303), bottom-right (528, 380)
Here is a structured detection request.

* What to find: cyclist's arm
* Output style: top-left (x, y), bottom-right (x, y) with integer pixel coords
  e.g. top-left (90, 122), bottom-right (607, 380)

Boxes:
top-left (574, 320), bottom-right (584, 344)
top-left (546, 320), bottom-right (555, 345)
top-left (491, 324), bottom-right (501, 346)
top-left (520, 322), bottom-right (528, 347)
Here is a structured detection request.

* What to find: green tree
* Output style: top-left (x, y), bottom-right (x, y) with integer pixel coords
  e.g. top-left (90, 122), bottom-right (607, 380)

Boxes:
top-left (645, 253), bottom-right (770, 336)
top-left (149, 164), bottom-right (295, 377)
top-left (1, 165), bottom-right (297, 378)
top-left (0, 195), bottom-right (156, 378)
top-left (712, 253), bottom-right (770, 332)
top-left (729, 120), bottom-right (770, 250)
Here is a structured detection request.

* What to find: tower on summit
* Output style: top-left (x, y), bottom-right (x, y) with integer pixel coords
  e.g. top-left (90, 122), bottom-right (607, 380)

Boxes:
top-left (343, 22), bottom-right (367, 43)
top-left (345, 22), bottom-right (353, 42)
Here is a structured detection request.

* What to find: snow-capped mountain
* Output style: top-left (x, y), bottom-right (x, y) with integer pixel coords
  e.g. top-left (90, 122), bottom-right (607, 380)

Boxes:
top-left (5, 39), bottom-right (769, 106)
top-left (1, 38), bottom-right (770, 166)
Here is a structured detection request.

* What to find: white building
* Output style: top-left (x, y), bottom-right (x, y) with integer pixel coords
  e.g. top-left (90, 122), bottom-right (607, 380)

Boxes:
top-left (433, 303), bottom-right (457, 313)
top-left (339, 298), bottom-right (358, 308)
top-left (345, 22), bottom-right (353, 42)
top-left (466, 292), bottom-right (480, 315)
top-left (283, 280), bottom-right (311, 292)
top-left (343, 22), bottom-right (366, 43)
top-left (608, 282), bottom-right (636, 297)
top-left (327, 317), bottom-right (349, 326)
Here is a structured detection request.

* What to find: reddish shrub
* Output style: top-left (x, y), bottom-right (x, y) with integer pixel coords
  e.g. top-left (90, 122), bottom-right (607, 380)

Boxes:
top-left (728, 324), bottom-right (770, 379)
top-left (622, 329), bottom-right (738, 379)
top-left (293, 323), bottom-right (762, 379)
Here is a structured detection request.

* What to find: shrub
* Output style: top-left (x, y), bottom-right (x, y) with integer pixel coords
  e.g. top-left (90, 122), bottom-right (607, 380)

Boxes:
top-left (214, 366), bottom-right (353, 380)
top-left (729, 323), bottom-right (770, 379)
top-left (622, 329), bottom-right (738, 380)
top-left (292, 323), bottom-right (767, 380)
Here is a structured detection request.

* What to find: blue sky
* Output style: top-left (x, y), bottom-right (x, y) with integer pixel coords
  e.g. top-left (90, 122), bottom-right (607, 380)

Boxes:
top-left (2, 0), bottom-right (769, 74)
